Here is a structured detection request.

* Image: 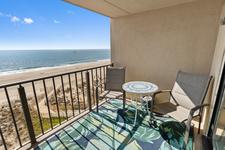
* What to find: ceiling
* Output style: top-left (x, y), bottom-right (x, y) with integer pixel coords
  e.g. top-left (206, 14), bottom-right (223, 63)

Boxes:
top-left (65, 0), bottom-right (197, 18)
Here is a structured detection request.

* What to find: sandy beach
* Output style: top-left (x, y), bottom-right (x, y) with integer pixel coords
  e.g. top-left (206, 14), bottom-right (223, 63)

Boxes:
top-left (0, 59), bottom-right (110, 86)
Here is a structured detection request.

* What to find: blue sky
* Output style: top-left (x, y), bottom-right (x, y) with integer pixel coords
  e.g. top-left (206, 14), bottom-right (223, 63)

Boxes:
top-left (0, 0), bottom-right (110, 50)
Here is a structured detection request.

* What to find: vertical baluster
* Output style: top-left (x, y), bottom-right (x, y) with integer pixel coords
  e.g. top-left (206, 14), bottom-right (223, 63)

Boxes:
top-left (99, 67), bottom-right (103, 93)
top-left (81, 72), bottom-right (86, 110)
top-left (91, 69), bottom-right (95, 105)
top-left (103, 66), bottom-right (106, 90)
top-left (75, 73), bottom-right (81, 114)
top-left (43, 80), bottom-right (53, 129)
top-left (68, 74), bottom-right (75, 116)
top-left (0, 126), bottom-right (7, 150)
top-left (61, 76), bottom-right (68, 120)
top-left (96, 81), bottom-right (99, 113)
top-left (95, 68), bottom-right (98, 103)
top-left (95, 68), bottom-right (98, 83)
top-left (4, 87), bottom-right (22, 147)
top-left (52, 78), bottom-right (61, 124)
top-left (32, 81), bottom-right (44, 134)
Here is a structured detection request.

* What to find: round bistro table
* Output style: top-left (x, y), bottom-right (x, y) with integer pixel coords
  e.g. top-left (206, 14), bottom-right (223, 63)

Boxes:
top-left (122, 81), bottom-right (159, 126)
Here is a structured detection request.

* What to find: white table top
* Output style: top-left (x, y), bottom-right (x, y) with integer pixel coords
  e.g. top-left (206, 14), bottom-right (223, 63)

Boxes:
top-left (122, 81), bottom-right (158, 94)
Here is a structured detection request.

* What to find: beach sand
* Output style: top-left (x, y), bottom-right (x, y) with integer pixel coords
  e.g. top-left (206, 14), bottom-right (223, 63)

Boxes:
top-left (0, 59), bottom-right (110, 85)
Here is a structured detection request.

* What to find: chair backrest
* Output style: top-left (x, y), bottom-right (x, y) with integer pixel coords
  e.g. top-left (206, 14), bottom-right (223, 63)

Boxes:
top-left (105, 67), bottom-right (125, 91)
top-left (170, 71), bottom-right (212, 110)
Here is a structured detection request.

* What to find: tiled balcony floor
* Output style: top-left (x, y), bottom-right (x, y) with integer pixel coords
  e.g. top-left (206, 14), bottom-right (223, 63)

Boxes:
top-left (35, 99), bottom-right (193, 150)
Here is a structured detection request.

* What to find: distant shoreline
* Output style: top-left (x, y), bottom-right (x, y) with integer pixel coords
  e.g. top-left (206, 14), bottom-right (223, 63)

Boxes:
top-left (0, 49), bottom-right (110, 51)
top-left (0, 49), bottom-right (110, 75)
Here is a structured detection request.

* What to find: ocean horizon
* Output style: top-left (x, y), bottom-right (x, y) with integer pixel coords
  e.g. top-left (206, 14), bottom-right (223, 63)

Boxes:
top-left (0, 49), bottom-right (110, 75)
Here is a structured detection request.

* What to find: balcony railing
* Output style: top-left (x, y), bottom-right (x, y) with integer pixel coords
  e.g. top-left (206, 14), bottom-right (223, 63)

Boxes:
top-left (0, 63), bottom-right (112, 150)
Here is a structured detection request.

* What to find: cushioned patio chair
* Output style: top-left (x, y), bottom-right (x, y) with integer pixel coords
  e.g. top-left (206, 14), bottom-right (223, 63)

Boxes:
top-left (95, 67), bottom-right (126, 112)
top-left (153, 71), bottom-right (212, 146)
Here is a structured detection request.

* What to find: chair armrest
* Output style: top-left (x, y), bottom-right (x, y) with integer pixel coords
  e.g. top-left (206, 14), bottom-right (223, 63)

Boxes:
top-left (189, 104), bottom-right (209, 116)
top-left (153, 90), bottom-right (171, 96)
top-left (184, 104), bottom-right (209, 146)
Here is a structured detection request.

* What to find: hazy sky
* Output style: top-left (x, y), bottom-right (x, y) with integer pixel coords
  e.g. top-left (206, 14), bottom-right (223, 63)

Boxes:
top-left (0, 0), bottom-right (110, 50)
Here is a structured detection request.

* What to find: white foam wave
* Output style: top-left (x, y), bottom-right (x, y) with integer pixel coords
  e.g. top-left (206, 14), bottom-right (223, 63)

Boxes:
top-left (0, 59), bottom-right (110, 76)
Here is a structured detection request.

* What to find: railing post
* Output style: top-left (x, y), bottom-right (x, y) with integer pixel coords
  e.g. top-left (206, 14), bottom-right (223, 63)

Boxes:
top-left (86, 71), bottom-right (92, 111)
top-left (18, 85), bottom-right (36, 146)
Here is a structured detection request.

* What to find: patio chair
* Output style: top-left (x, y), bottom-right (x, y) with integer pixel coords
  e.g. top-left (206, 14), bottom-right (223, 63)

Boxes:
top-left (95, 67), bottom-right (126, 112)
top-left (153, 70), bottom-right (212, 145)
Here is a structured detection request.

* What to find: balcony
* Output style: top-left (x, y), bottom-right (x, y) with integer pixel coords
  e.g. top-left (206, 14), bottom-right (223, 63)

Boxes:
top-left (0, 63), bottom-right (200, 150)
top-left (1, 0), bottom-right (225, 149)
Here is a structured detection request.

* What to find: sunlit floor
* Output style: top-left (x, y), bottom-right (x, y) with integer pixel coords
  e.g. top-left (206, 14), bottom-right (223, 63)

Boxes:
top-left (35, 99), bottom-right (193, 150)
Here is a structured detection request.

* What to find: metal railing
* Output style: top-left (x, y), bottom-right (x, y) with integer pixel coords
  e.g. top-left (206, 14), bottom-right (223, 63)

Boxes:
top-left (0, 63), bottom-right (112, 150)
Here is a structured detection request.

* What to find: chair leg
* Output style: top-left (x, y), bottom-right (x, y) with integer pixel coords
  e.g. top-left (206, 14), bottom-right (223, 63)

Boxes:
top-left (146, 101), bottom-right (150, 116)
top-left (123, 90), bottom-right (126, 110)
top-left (198, 115), bottom-right (202, 134)
top-left (133, 101), bottom-right (138, 126)
top-left (133, 100), bottom-right (138, 126)
top-left (141, 98), bottom-right (144, 110)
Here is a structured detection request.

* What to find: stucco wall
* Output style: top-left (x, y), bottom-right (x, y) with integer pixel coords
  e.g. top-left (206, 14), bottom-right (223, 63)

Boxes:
top-left (206, 3), bottom-right (225, 134)
top-left (111, 0), bottom-right (223, 90)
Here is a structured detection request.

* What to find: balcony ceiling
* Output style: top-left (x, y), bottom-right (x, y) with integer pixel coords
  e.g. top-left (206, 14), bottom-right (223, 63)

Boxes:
top-left (65, 0), bottom-right (197, 18)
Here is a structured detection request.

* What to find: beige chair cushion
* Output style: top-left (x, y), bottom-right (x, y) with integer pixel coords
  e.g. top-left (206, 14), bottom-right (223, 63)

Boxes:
top-left (99, 90), bottom-right (123, 99)
top-left (153, 102), bottom-right (192, 122)
top-left (167, 106), bottom-right (191, 122)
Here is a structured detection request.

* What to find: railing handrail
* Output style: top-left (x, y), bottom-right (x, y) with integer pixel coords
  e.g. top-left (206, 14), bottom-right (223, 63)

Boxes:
top-left (0, 63), bottom-right (112, 89)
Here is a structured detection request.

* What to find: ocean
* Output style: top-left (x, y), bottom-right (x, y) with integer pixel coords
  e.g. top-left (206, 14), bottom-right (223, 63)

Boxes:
top-left (0, 49), bottom-right (110, 75)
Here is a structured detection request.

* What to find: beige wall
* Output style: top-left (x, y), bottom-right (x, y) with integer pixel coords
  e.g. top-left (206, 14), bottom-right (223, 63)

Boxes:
top-left (111, 0), bottom-right (223, 91)
top-left (205, 3), bottom-right (225, 134)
